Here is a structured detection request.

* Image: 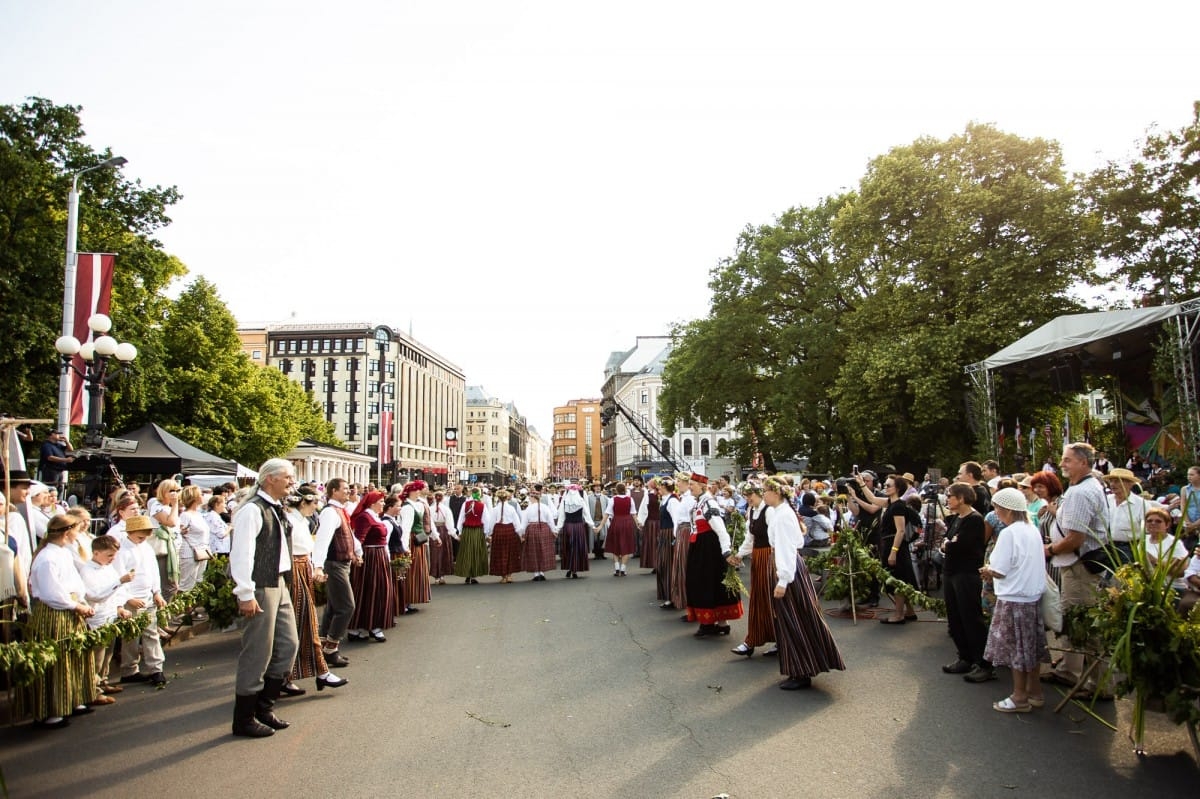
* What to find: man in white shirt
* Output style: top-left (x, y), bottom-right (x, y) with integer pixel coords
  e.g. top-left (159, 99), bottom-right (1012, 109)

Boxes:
top-left (115, 515), bottom-right (168, 687)
top-left (230, 458), bottom-right (299, 738)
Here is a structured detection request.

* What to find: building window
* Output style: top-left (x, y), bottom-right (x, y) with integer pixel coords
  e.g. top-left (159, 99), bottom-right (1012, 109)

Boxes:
top-left (683, 439), bottom-right (693, 456)
top-left (661, 439), bottom-right (671, 457)
top-left (700, 439), bottom-right (710, 456)
top-left (251, 349), bottom-right (262, 360)
top-left (344, 401), bottom-right (359, 413)
top-left (345, 422), bottom-right (358, 437)
top-left (717, 438), bottom-right (727, 454)
top-left (640, 389), bottom-right (648, 405)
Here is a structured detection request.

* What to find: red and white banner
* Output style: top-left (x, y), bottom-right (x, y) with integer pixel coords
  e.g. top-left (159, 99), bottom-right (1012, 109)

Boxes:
top-left (379, 410), bottom-right (393, 465)
top-left (69, 254), bottom-right (115, 425)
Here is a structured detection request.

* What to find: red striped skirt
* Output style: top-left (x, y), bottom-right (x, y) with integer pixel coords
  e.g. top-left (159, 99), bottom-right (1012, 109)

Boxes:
top-left (655, 523), bottom-right (674, 600)
top-left (429, 522), bottom-right (455, 578)
top-left (349, 545), bottom-right (396, 630)
top-left (604, 513), bottom-right (637, 556)
top-left (773, 553), bottom-right (846, 678)
top-left (670, 524), bottom-right (691, 610)
top-left (745, 547), bottom-right (777, 647)
top-left (290, 555), bottom-right (328, 679)
top-left (404, 544), bottom-right (431, 605)
top-left (522, 521), bottom-right (556, 572)
top-left (489, 523), bottom-right (523, 576)
top-left (640, 518), bottom-right (659, 569)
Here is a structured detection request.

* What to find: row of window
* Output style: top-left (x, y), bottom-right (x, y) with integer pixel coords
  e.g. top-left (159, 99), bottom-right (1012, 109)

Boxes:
top-left (554, 413), bottom-right (578, 424)
top-left (275, 338), bottom-right (365, 355)
top-left (464, 424), bottom-right (500, 435)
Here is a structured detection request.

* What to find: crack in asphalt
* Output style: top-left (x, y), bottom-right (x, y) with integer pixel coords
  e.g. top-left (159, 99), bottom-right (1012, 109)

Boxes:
top-left (593, 594), bottom-right (733, 783)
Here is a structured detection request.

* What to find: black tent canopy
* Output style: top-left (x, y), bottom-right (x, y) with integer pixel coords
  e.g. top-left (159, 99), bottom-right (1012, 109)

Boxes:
top-left (107, 423), bottom-right (238, 476)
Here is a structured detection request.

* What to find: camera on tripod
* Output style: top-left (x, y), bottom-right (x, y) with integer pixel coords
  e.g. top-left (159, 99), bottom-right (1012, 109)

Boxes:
top-left (921, 483), bottom-right (940, 502)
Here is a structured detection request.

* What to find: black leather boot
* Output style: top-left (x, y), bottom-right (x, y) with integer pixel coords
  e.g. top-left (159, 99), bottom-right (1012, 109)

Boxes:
top-left (232, 694), bottom-right (274, 738)
top-left (255, 677), bottom-right (290, 730)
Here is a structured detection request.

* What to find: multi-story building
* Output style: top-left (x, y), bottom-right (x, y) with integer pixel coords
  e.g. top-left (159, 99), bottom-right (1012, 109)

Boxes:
top-left (463, 386), bottom-right (528, 484)
top-left (601, 336), bottom-right (740, 481)
top-left (551, 399), bottom-right (602, 483)
top-left (526, 426), bottom-right (551, 482)
top-left (240, 322), bottom-right (465, 486)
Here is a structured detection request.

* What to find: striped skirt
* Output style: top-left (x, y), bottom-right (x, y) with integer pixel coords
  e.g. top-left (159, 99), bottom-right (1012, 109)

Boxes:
top-left (641, 518), bottom-right (659, 570)
top-left (349, 545), bottom-right (396, 631)
top-left (746, 546), bottom-right (778, 647)
top-left (772, 553), bottom-right (846, 679)
top-left (670, 524), bottom-right (692, 610)
top-left (453, 526), bottom-right (488, 579)
top-left (430, 523), bottom-right (455, 578)
top-left (560, 521), bottom-right (591, 574)
top-left (522, 521), bottom-right (557, 572)
top-left (655, 523), bottom-right (674, 601)
top-left (405, 544), bottom-right (432, 605)
top-left (489, 523), bottom-right (523, 576)
top-left (15, 603), bottom-right (96, 721)
top-left (604, 513), bottom-right (637, 557)
top-left (290, 555), bottom-right (329, 679)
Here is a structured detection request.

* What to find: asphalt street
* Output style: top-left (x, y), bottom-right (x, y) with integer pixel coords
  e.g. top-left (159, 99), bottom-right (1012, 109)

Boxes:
top-left (1, 561), bottom-right (1196, 799)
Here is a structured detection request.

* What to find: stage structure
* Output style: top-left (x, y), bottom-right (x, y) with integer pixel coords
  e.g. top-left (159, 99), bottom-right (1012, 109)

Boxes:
top-left (965, 299), bottom-right (1200, 461)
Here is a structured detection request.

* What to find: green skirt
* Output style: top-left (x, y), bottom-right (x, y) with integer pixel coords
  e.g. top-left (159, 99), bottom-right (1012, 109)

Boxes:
top-left (453, 526), bottom-right (488, 579)
top-left (14, 603), bottom-right (96, 721)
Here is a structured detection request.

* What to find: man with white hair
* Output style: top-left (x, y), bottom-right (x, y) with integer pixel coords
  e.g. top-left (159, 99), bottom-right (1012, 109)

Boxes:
top-left (230, 458), bottom-right (300, 738)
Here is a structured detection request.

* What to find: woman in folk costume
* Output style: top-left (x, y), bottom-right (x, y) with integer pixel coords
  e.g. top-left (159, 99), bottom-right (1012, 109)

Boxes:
top-left (282, 488), bottom-right (347, 695)
top-left (428, 489), bottom-right (457, 585)
top-left (601, 481), bottom-right (638, 576)
top-left (761, 477), bottom-right (845, 689)
top-left (729, 481), bottom-right (776, 657)
top-left (655, 478), bottom-right (678, 607)
top-left (17, 513), bottom-right (97, 728)
top-left (485, 488), bottom-right (525, 583)
top-left (637, 478), bottom-right (659, 573)
top-left (683, 472), bottom-right (742, 637)
top-left (399, 481), bottom-right (437, 610)
top-left (669, 473), bottom-right (697, 614)
top-left (346, 490), bottom-right (394, 642)
top-left (521, 483), bottom-right (558, 581)
top-left (556, 484), bottom-right (596, 579)
top-left (454, 488), bottom-right (489, 584)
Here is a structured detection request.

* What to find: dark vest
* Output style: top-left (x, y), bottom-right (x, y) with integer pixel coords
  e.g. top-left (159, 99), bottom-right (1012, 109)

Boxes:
top-left (327, 504), bottom-right (355, 562)
top-left (248, 495), bottom-right (292, 589)
top-left (659, 495), bottom-right (675, 528)
top-left (748, 505), bottom-right (770, 549)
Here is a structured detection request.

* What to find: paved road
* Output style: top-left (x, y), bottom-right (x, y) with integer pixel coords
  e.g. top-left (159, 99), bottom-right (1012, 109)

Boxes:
top-left (2, 563), bottom-right (1196, 798)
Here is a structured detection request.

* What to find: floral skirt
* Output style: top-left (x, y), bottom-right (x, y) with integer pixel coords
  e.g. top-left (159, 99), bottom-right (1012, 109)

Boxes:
top-left (983, 598), bottom-right (1049, 672)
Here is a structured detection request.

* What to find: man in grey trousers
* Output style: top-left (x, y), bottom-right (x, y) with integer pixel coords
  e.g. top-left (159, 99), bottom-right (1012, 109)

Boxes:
top-left (313, 478), bottom-right (359, 666)
top-left (230, 459), bottom-right (300, 738)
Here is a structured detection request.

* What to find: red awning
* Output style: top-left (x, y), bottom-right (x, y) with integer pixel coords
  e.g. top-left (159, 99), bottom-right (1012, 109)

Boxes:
top-left (430, 467), bottom-right (448, 474)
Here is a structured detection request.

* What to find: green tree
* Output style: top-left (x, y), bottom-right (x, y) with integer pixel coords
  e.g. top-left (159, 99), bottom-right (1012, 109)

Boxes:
top-left (831, 123), bottom-right (1093, 469)
top-left (1084, 101), bottom-right (1200, 303)
top-left (143, 277), bottom-right (337, 466)
top-left (0, 97), bottom-right (183, 422)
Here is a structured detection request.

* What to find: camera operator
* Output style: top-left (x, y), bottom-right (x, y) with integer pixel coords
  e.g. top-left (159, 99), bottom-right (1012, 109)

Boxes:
top-left (845, 470), bottom-right (887, 607)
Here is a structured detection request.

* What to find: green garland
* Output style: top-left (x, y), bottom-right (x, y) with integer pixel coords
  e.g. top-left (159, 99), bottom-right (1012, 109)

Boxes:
top-left (807, 527), bottom-right (947, 616)
top-left (722, 511), bottom-right (749, 597)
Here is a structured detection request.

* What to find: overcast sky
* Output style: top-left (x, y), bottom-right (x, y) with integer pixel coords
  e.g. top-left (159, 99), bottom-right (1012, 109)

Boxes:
top-left (3, 1), bottom-right (1197, 436)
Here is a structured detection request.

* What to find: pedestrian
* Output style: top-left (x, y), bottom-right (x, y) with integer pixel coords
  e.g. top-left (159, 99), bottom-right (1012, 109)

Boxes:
top-left (684, 472), bottom-right (742, 637)
top-left (453, 488), bottom-right (489, 584)
top-left (669, 473), bottom-right (696, 614)
top-left (346, 490), bottom-right (394, 642)
top-left (555, 484), bottom-right (595, 579)
top-left (980, 487), bottom-right (1049, 713)
top-left (877, 475), bottom-right (923, 626)
top-left (313, 478), bottom-right (358, 668)
top-left (638, 477), bottom-right (659, 573)
top-left (655, 477), bottom-right (678, 607)
top-left (229, 459), bottom-right (300, 738)
top-left (602, 481), bottom-right (637, 576)
top-left (114, 515), bottom-right (168, 688)
top-left (428, 489), bottom-right (456, 585)
top-left (398, 481), bottom-right (435, 611)
top-left (521, 483), bottom-right (558, 581)
top-left (486, 488), bottom-right (525, 583)
top-left (939, 482), bottom-right (993, 682)
top-left (281, 487), bottom-right (347, 695)
top-left (36, 430), bottom-right (74, 492)
top-left (762, 477), bottom-right (846, 690)
top-left (730, 481), bottom-right (775, 657)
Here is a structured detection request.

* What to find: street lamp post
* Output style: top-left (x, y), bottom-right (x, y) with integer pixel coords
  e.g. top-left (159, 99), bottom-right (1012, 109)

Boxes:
top-left (372, 326), bottom-right (391, 488)
top-left (57, 155), bottom-right (128, 435)
top-left (55, 313), bottom-right (137, 448)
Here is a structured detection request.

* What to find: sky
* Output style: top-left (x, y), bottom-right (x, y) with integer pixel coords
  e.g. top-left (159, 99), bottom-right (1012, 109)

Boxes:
top-left (3, 1), bottom-right (1198, 436)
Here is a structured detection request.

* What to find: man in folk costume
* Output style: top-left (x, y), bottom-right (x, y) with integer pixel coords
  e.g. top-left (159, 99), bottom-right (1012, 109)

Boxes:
top-left (684, 472), bottom-right (743, 636)
top-left (230, 459), bottom-right (301, 738)
top-left (585, 482), bottom-right (608, 560)
top-left (313, 478), bottom-right (359, 668)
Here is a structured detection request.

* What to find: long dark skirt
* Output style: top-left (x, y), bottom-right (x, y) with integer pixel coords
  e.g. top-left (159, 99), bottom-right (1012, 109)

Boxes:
top-left (746, 546), bottom-right (778, 647)
top-left (685, 530), bottom-right (743, 624)
top-left (670, 524), bottom-right (692, 610)
top-left (641, 518), bottom-right (659, 570)
top-left (560, 520), bottom-right (591, 574)
top-left (405, 544), bottom-right (431, 605)
top-left (349, 545), bottom-right (396, 631)
top-left (773, 553), bottom-right (846, 679)
top-left (453, 526), bottom-right (488, 579)
top-left (15, 604), bottom-right (95, 721)
top-left (290, 555), bottom-right (329, 679)
top-left (489, 523), bottom-right (523, 576)
top-left (604, 512), bottom-right (637, 556)
top-left (429, 523), bottom-right (455, 578)
top-left (522, 521), bottom-right (557, 572)
top-left (655, 523), bottom-right (674, 601)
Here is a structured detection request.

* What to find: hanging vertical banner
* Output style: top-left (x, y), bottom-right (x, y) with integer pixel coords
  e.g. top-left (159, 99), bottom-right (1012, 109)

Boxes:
top-left (379, 410), bottom-right (393, 465)
top-left (1014, 418), bottom-right (1023, 455)
top-left (998, 423), bottom-right (1006, 457)
top-left (1062, 415), bottom-right (1071, 448)
top-left (69, 254), bottom-right (115, 425)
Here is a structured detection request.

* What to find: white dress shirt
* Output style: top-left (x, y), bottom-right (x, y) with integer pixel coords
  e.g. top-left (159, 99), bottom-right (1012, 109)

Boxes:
top-left (522, 500), bottom-right (558, 532)
top-left (78, 559), bottom-right (130, 628)
top-left (484, 501), bottom-right (526, 537)
top-left (29, 542), bottom-right (87, 611)
top-left (766, 504), bottom-right (805, 590)
top-left (114, 536), bottom-right (162, 601)
top-left (230, 491), bottom-right (292, 602)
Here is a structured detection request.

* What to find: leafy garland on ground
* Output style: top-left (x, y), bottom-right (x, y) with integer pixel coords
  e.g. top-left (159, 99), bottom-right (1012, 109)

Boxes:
top-left (0, 555), bottom-right (238, 688)
top-left (807, 526), bottom-right (947, 616)
top-left (722, 510), bottom-right (748, 597)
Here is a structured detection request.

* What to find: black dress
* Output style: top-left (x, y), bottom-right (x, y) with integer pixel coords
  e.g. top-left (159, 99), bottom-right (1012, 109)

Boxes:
top-left (878, 501), bottom-right (920, 588)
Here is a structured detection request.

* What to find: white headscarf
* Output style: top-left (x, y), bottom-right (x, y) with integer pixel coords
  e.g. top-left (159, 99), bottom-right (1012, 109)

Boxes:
top-left (561, 487), bottom-right (585, 514)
